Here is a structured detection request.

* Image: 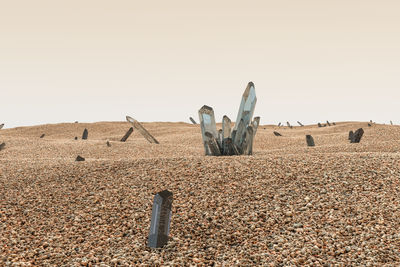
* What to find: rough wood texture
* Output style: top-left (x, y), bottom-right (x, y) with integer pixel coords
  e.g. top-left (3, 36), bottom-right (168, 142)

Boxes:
top-left (126, 116), bottom-right (159, 144)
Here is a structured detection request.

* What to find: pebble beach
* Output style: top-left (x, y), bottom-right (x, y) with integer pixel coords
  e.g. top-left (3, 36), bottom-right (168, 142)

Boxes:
top-left (1, 121), bottom-right (400, 266)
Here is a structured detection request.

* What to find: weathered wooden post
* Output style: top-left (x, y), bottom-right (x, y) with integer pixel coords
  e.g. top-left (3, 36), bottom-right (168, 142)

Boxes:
top-left (297, 121), bottom-right (304, 127)
top-left (148, 190), bottom-right (173, 248)
top-left (0, 143), bottom-right (5, 151)
top-left (273, 131), bottom-right (282, 136)
top-left (40, 134), bottom-right (45, 138)
top-left (0, 123), bottom-right (4, 130)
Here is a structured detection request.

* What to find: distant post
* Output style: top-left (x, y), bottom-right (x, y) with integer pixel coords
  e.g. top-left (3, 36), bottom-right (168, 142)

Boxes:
top-left (148, 190), bottom-right (173, 248)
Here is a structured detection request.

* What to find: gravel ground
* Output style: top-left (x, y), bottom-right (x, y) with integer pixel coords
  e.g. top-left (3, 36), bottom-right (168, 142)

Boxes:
top-left (1, 121), bottom-right (400, 266)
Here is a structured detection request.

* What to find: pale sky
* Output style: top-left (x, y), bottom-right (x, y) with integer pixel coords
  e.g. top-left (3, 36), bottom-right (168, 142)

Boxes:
top-left (1, 1), bottom-right (399, 128)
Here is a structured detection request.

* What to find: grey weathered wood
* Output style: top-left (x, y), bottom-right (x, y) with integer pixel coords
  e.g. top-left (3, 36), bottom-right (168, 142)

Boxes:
top-left (273, 131), bottom-right (282, 136)
top-left (297, 121), bottom-right (304, 127)
top-left (198, 105), bottom-right (218, 155)
top-left (222, 115), bottom-right (231, 139)
top-left (40, 134), bottom-right (45, 138)
top-left (351, 128), bottom-right (364, 143)
top-left (82, 128), bottom-right (88, 140)
top-left (0, 142), bottom-right (5, 151)
top-left (120, 127), bottom-right (134, 142)
top-left (189, 117), bottom-right (197, 124)
top-left (306, 135), bottom-right (315, 147)
top-left (126, 116), bottom-right (159, 144)
top-left (148, 190), bottom-right (173, 248)
top-left (75, 155), bottom-right (85, 161)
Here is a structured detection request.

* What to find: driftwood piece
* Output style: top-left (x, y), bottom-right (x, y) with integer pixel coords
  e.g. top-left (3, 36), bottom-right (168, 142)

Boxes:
top-left (306, 135), bottom-right (315, 147)
top-left (189, 117), bottom-right (197, 124)
top-left (120, 127), bottom-right (134, 142)
top-left (126, 116), bottom-right (159, 144)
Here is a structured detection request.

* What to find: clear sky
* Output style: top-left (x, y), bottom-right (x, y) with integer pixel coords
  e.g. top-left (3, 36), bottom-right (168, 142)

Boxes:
top-left (1, 1), bottom-right (399, 128)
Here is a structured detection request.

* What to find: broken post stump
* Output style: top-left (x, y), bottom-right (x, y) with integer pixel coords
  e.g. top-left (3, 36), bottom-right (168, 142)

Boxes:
top-left (106, 141), bottom-right (111, 147)
top-left (189, 117), bottom-right (197, 124)
top-left (273, 131), bottom-right (282, 136)
top-left (0, 142), bottom-right (5, 151)
top-left (318, 123), bottom-right (322, 127)
top-left (278, 122), bottom-right (281, 127)
top-left (0, 123), bottom-right (4, 130)
top-left (40, 134), bottom-right (45, 138)
top-left (74, 137), bottom-right (78, 140)
top-left (148, 190), bottom-right (173, 248)
top-left (82, 128), bottom-right (88, 140)
top-left (351, 128), bottom-right (364, 143)
top-left (306, 135), bottom-right (315, 147)
top-left (286, 122), bottom-right (292, 128)
top-left (75, 155), bottom-right (85, 161)
top-left (120, 127), bottom-right (134, 142)
top-left (390, 120), bottom-right (393, 125)
top-left (126, 116), bottom-right (159, 144)
top-left (368, 123), bottom-right (372, 127)
top-left (326, 121), bottom-right (331, 126)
